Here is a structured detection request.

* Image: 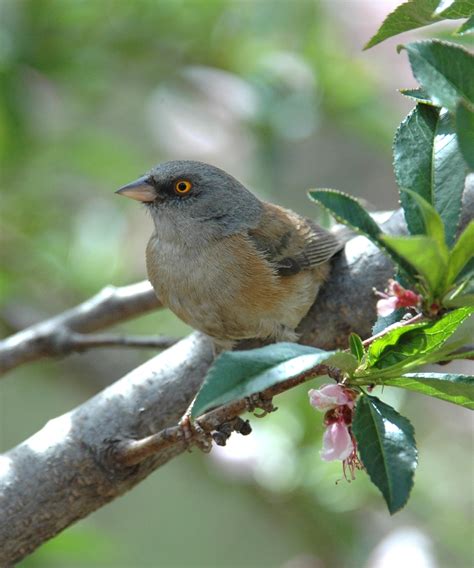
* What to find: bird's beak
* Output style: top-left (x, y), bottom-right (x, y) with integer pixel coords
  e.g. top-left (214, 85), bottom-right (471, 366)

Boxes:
top-left (115, 175), bottom-right (157, 202)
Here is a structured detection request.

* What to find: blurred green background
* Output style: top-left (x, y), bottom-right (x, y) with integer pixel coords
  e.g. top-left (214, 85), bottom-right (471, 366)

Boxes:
top-left (1, 1), bottom-right (472, 567)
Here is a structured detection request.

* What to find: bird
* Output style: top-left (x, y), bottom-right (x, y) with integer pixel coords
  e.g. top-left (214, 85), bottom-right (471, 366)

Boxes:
top-left (116, 160), bottom-right (344, 348)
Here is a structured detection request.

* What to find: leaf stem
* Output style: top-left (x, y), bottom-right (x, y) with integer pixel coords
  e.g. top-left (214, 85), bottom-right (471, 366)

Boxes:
top-left (362, 313), bottom-right (425, 347)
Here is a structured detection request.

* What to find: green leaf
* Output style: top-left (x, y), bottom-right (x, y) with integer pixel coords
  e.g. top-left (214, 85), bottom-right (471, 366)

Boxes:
top-left (365, 0), bottom-right (441, 50)
top-left (360, 306), bottom-right (473, 377)
top-left (456, 14), bottom-right (474, 33)
top-left (399, 40), bottom-right (474, 112)
top-left (191, 343), bottom-right (333, 418)
top-left (394, 105), bottom-right (467, 247)
top-left (372, 308), bottom-right (406, 335)
top-left (363, 319), bottom-right (428, 371)
top-left (456, 101), bottom-right (474, 171)
top-left (444, 293), bottom-right (474, 307)
top-left (433, 110), bottom-right (468, 247)
top-left (383, 373), bottom-right (474, 409)
top-left (447, 221), bottom-right (474, 284)
top-left (308, 189), bottom-right (382, 238)
top-left (353, 395), bottom-right (417, 514)
top-left (457, 255), bottom-right (474, 282)
top-left (381, 234), bottom-right (448, 293)
top-left (435, 0), bottom-right (474, 19)
top-left (308, 189), bottom-right (415, 282)
top-left (324, 352), bottom-right (359, 374)
top-left (444, 275), bottom-right (474, 306)
top-left (394, 105), bottom-right (439, 236)
top-left (349, 333), bottom-right (365, 362)
top-left (365, 0), bottom-right (474, 48)
top-left (399, 87), bottom-right (436, 105)
top-left (401, 189), bottom-right (447, 249)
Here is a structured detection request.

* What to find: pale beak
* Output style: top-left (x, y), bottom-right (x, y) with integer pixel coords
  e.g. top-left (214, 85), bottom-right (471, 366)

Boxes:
top-left (115, 175), bottom-right (157, 202)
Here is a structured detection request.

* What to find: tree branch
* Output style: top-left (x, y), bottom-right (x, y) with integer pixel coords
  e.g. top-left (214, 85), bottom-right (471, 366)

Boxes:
top-left (0, 280), bottom-right (161, 375)
top-left (46, 331), bottom-right (179, 352)
top-left (0, 204), bottom-right (471, 565)
top-left (114, 364), bottom-right (341, 466)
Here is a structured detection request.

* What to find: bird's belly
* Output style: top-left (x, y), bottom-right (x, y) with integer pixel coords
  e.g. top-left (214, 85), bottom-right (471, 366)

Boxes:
top-left (146, 236), bottom-right (322, 341)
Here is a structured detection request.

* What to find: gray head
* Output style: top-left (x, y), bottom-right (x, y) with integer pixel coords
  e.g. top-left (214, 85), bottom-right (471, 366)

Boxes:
top-left (116, 160), bottom-right (263, 240)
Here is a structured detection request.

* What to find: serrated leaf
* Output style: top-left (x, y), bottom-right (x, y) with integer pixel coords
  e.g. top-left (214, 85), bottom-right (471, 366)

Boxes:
top-left (394, 105), bottom-right (439, 236)
top-left (400, 40), bottom-right (474, 112)
top-left (324, 352), bottom-right (359, 374)
top-left (435, 0), bottom-right (474, 19)
top-left (399, 87), bottom-right (436, 105)
top-left (433, 110), bottom-right (468, 246)
top-left (394, 105), bottom-right (467, 247)
top-left (383, 373), bottom-right (474, 408)
top-left (353, 395), bottom-right (417, 514)
top-left (308, 189), bottom-right (382, 238)
top-left (447, 221), bottom-right (474, 284)
top-left (360, 306), bottom-right (473, 377)
top-left (363, 320), bottom-right (428, 371)
top-left (456, 14), bottom-right (474, 33)
top-left (365, 0), bottom-right (441, 50)
top-left (401, 189), bottom-right (447, 250)
top-left (456, 102), bottom-right (474, 171)
top-left (308, 189), bottom-right (415, 283)
top-left (191, 343), bottom-right (333, 417)
top-left (381, 234), bottom-right (448, 294)
top-left (349, 333), bottom-right (365, 362)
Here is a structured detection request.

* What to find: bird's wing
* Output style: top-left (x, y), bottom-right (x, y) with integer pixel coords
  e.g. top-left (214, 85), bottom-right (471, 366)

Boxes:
top-left (248, 202), bottom-right (344, 276)
top-left (275, 224), bottom-right (344, 276)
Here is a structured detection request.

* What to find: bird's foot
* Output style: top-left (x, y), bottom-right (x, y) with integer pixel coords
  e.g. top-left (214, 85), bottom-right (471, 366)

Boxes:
top-left (178, 413), bottom-right (213, 453)
top-left (244, 393), bottom-right (277, 418)
top-left (212, 417), bottom-right (252, 446)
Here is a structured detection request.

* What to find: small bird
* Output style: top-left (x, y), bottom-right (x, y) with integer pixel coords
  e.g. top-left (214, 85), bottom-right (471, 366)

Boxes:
top-left (116, 161), bottom-right (343, 347)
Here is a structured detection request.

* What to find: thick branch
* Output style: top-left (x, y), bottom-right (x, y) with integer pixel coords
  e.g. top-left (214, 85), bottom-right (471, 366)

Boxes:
top-left (0, 280), bottom-right (161, 375)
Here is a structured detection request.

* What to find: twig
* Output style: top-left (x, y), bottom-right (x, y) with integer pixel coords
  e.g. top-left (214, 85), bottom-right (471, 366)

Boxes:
top-left (0, 280), bottom-right (161, 375)
top-left (361, 313), bottom-right (424, 347)
top-left (53, 332), bottom-right (179, 353)
top-left (114, 364), bottom-right (341, 466)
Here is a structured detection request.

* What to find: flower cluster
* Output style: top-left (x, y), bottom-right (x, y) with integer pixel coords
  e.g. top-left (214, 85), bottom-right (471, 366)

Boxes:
top-left (308, 383), bottom-right (362, 479)
top-left (376, 279), bottom-right (421, 317)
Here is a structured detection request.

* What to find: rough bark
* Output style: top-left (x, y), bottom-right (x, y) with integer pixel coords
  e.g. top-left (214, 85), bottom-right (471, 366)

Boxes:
top-left (0, 281), bottom-right (160, 375)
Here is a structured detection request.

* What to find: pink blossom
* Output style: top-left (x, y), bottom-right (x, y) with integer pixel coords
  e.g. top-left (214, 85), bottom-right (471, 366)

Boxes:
top-left (376, 279), bottom-right (421, 317)
top-left (308, 384), bottom-right (355, 411)
top-left (376, 296), bottom-right (399, 317)
top-left (320, 422), bottom-right (354, 461)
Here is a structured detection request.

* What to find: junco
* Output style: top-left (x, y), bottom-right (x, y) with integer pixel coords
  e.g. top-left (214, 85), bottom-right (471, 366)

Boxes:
top-left (116, 160), bottom-right (343, 347)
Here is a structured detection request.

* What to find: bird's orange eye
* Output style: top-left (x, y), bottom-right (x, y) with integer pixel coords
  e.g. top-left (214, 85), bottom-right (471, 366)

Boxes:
top-left (174, 180), bottom-right (192, 195)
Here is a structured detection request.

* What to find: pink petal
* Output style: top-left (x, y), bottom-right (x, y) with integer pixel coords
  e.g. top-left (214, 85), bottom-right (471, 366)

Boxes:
top-left (308, 384), bottom-right (352, 411)
top-left (376, 297), bottom-right (398, 317)
top-left (320, 422), bottom-right (354, 461)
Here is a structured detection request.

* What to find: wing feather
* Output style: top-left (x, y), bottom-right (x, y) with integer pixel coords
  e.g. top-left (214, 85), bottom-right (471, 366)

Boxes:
top-left (248, 203), bottom-right (344, 277)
